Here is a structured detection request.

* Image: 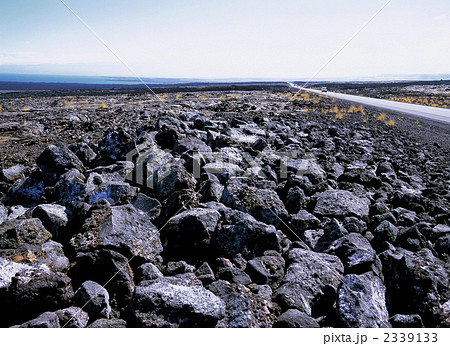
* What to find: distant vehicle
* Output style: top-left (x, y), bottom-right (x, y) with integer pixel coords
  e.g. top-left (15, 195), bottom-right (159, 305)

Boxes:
top-left (321, 87), bottom-right (328, 92)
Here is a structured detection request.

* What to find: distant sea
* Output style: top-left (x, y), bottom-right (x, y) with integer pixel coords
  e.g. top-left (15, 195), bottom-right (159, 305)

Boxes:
top-left (0, 73), bottom-right (197, 85)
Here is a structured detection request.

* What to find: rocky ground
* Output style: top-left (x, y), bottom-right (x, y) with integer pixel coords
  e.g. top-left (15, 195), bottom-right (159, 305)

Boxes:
top-left (0, 87), bottom-right (449, 328)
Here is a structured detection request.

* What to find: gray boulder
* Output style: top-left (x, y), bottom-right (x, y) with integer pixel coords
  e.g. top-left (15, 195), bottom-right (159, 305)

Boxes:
top-left (337, 272), bottom-right (390, 328)
top-left (40, 240), bottom-right (70, 272)
top-left (70, 204), bottom-right (162, 261)
top-left (32, 204), bottom-right (71, 240)
top-left (273, 309), bottom-right (320, 328)
top-left (54, 169), bottom-right (86, 206)
top-left (280, 249), bottom-right (344, 316)
top-left (88, 318), bottom-right (127, 328)
top-left (161, 208), bottom-right (221, 258)
top-left (132, 193), bottom-right (161, 220)
top-left (221, 179), bottom-right (288, 228)
top-left (15, 312), bottom-right (60, 328)
top-left (75, 280), bottom-right (111, 320)
top-left (55, 307), bottom-right (89, 328)
top-left (132, 281), bottom-right (225, 327)
top-left (247, 253), bottom-right (285, 288)
top-left (326, 233), bottom-right (379, 275)
top-left (291, 210), bottom-right (320, 236)
top-left (380, 247), bottom-right (450, 327)
top-left (313, 189), bottom-right (370, 219)
top-left (36, 141), bottom-right (84, 177)
top-left (212, 210), bottom-right (281, 260)
top-left (208, 280), bottom-right (278, 328)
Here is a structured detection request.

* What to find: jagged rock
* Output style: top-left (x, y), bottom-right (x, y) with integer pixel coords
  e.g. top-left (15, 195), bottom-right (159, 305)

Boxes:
top-left (74, 280), bottom-right (111, 320)
top-left (70, 204), bottom-right (162, 261)
top-left (273, 309), bottom-right (320, 328)
top-left (273, 282), bottom-right (312, 315)
top-left (380, 247), bottom-right (450, 327)
top-left (313, 189), bottom-right (370, 220)
top-left (68, 140), bottom-right (97, 166)
top-left (215, 257), bottom-right (252, 285)
top-left (132, 281), bottom-right (225, 327)
top-left (166, 260), bottom-right (195, 275)
top-left (396, 225), bottom-right (432, 252)
top-left (337, 272), bottom-right (390, 328)
top-left (291, 210), bottom-right (320, 236)
top-left (1, 266), bottom-right (74, 326)
top-left (135, 263), bottom-right (163, 283)
top-left (0, 218), bottom-right (51, 250)
top-left (55, 307), bottom-right (89, 328)
top-left (208, 280), bottom-right (278, 328)
top-left (195, 262), bottom-right (216, 285)
top-left (314, 218), bottom-right (348, 252)
top-left (280, 249), bottom-right (344, 316)
top-left (1, 164), bottom-right (30, 182)
top-left (88, 318), bottom-right (127, 328)
top-left (54, 169), bottom-right (86, 206)
top-left (247, 253), bottom-right (285, 288)
top-left (68, 249), bottom-right (134, 317)
top-left (285, 186), bottom-right (306, 214)
top-left (40, 240), bottom-right (70, 272)
top-left (15, 312), bottom-right (60, 328)
top-left (37, 141), bottom-right (84, 177)
top-left (212, 209), bottom-right (281, 260)
top-left (161, 208), bottom-right (221, 259)
top-left (389, 314), bottom-right (424, 328)
top-left (32, 204), bottom-right (70, 240)
top-left (153, 160), bottom-right (196, 200)
top-left (132, 193), bottom-right (161, 220)
top-left (4, 171), bottom-right (46, 205)
top-left (338, 167), bottom-right (381, 188)
top-left (221, 179), bottom-right (288, 228)
top-left (0, 204), bottom-right (7, 225)
top-left (372, 220), bottom-right (399, 251)
top-left (326, 233), bottom-right (379, 274)
top-left (96, 129), bottom-right (135, 164)
top-left (199, 175), bottom-right (224, 203)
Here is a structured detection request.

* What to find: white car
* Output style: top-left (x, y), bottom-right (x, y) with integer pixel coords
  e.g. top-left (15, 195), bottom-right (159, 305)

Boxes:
top-left (321, 87), bottom-right (328, 92)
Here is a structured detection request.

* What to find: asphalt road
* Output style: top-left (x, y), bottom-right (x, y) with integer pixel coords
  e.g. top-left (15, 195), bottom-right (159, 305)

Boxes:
top-left (288, 83), bottom-right (450, 125)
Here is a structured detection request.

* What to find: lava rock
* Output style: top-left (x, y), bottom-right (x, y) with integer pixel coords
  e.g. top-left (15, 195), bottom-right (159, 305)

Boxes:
top-left (326, 233), bottom-right (379, 274)
top-left (280, 249), bottom-right (344, 316)
top-left (37, 141), bottom-right (84, 177)
top-left (313, 189), bottom-right (370, 220)
top-left (247, 253), bottom-right (285, 288)
top-left (74, 280), bottom-right (111, 320)
top-left (70, 204), bottom-right (162, 262)
top-left (55, 307), bottom-right (89, 328)
top-left (212, 210), bottom-right (281, 260)
top-left (88, 318), bottom-right (127, 328)
top-left (15, 311), bottom-right (61, 328)
top-left (132, 281), bottom-right (225, 327)
top-left (32, 204), bottom-right (71, 240)
top-left (380, 247), bottom-right (450, 327)
top-left (337, 272), bottom-right (390, 328)
top-left (161, 208), bottom-right (221, 259)
top-left (389, 314), bottom-right (424, 328)
top-left (221, 178), bottom-right (288, 229)
top-left (273, 309), bottom-right (320, 328)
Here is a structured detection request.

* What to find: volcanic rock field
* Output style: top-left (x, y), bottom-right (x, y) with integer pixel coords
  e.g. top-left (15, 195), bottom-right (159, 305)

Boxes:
top-left (0, 88), bottom-right (449, 328)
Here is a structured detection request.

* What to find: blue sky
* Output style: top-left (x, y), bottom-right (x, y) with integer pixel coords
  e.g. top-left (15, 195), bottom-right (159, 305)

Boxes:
top-left (0, 0), bottom-right (449, 79)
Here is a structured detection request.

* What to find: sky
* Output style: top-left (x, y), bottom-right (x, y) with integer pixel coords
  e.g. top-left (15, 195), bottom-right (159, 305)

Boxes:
top-left (0, 0), bottom-right (449, 80)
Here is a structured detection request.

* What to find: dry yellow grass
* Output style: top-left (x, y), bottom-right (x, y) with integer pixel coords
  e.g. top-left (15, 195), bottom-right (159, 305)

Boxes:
top-left (378, 113), bottom-right (386, 121)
